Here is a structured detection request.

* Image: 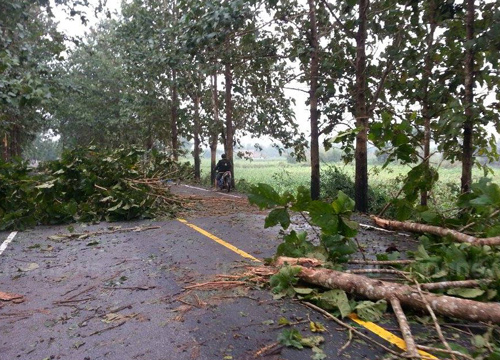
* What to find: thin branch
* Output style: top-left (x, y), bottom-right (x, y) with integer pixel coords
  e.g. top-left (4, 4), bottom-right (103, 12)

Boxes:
top-left (416, 345), bottom-right (474, 360)
top-left (390, 297), bottom-right (420, 359)
top-left (283, 86), bottom-right (309, 94)
top-left (418, 279), bottom-right (493, 291)
top-left (458, 209), bottom-right (500, 233)
top-left (345, 269), bottom-right (410, 276)
top-left (301, 301), bottom-right (407, 358)
top-left (414, 282), bottom-right (456, 360)
top-left (337, 328), bottom-right (353, 356)
top-left (298, 211), bottom-right (322, 241)
top-left (348, 259), bottom-right (415, 265)
top-left (184, 281), bottom-right (246, 290)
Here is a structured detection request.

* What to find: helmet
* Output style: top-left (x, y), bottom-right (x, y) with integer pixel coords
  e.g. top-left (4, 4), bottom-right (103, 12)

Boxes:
top-left (221, 153), bottom-right (227, 159)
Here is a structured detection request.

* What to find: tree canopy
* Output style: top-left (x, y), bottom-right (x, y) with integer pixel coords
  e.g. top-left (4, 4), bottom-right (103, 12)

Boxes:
top-left (1, 0), bottom-right (499, 215)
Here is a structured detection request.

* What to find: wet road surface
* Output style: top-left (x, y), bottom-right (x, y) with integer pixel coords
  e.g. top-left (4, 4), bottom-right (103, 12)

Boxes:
top-left (0, 184), bottom-right (424, 360)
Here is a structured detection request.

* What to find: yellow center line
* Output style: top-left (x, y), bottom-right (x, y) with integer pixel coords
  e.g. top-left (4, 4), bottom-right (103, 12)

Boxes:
top-left (177, 218), bottom-right (261, 262)
top-left (177, 217), bottom-right (437, 359)
top-left (348, 314), bottom-right (438, 359)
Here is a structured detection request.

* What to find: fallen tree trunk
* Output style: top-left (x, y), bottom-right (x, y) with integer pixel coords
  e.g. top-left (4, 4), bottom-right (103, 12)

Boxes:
top-left (371, 216), bottom-right (500, 246)
top-left (275, 257), bottom-right (500, 324)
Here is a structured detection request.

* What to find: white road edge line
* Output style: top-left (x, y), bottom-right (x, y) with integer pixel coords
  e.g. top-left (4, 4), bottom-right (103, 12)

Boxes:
top-left (0, 232), bottom-right (18, 256)
top-left (181, 184), bottom-right (243, 199)
top-left (182, 184), bottom-right (210, 192)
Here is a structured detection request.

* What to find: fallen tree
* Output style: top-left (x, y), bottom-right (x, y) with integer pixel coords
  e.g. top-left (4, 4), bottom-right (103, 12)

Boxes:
top-left (371, 216), bottom-right (500, 246)
top-left (275, 257), bottom-right (500, 324)
top-left (0, 147), bottom-right (193, 230)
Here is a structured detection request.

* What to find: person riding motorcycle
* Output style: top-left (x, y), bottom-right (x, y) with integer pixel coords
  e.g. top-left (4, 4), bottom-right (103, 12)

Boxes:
top-left (214, 153), bottom-right (232, 188)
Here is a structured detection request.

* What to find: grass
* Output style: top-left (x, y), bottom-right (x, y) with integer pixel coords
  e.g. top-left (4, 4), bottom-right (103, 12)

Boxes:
top-left (192, 157), bottom-right (500, 213)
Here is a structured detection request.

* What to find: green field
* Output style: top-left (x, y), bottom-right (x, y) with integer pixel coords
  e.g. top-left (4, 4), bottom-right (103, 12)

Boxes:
top-left (198, 158), bottom-right (499, 187)
top-left (193, 157), bottom-right (500, 213)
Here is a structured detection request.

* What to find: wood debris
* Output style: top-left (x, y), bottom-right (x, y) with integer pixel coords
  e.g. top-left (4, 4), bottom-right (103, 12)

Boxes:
top-left (48, 225), bottom-right (161, 241)
top-left (276, 256), bottom-right (500, 324)
top-left (372, 216), bottom-right (500, 246)
top-left (0, 291), bottom-right (24, 303)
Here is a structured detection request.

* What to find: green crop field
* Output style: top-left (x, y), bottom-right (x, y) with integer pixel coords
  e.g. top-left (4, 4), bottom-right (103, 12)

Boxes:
top-left (189, 157), bottom-right (500, 213)
top-left (197, 158), bottom-right (499, 188)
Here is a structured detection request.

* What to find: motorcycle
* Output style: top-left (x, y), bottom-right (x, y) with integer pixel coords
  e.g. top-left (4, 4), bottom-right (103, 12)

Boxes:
top-left (216, 171), bottom-right (232, 192)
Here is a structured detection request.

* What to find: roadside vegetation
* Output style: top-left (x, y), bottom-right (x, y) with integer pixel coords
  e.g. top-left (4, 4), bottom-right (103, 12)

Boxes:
top-left (199, 157), bottom-right (500, 215)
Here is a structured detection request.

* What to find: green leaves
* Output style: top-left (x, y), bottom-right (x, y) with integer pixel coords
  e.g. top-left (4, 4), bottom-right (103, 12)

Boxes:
top-left (248, 183), bottom-right (290, 209)
top-left (0, 147), bottom-right (190, 230)
top-left (311, 289), bottom-right (352, 318)
top-left (276, 231), bottom-right (315, 258)
top-left (355, 300), bottom-right (388, 322)
top-left (278, 328), bottom-right (303, 349)
top-left (277, 328), bottom-right (326, 359)
top-left (269, 265), bottom-right (302, 298)
top-left (265, 208), bottom-right (291, 229)
top-left (249, 184), bottom-right (359, 263)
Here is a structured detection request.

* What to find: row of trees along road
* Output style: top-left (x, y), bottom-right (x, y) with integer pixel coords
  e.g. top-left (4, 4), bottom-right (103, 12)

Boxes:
top-left (1, 0), bottom-right (499, 212)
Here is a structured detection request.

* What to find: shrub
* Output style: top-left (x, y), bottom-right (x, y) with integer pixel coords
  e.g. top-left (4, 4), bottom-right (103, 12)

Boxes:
top-left (321, 165), bottom-right (389, 213)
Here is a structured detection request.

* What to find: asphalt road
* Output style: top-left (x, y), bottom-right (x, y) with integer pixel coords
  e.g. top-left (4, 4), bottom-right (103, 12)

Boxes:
top-left (0, 184), bottom-right (416, 360)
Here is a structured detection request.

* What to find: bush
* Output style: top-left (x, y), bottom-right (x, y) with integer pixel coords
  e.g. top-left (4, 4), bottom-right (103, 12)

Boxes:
top-left (320, 165), bottom-right (389, 214)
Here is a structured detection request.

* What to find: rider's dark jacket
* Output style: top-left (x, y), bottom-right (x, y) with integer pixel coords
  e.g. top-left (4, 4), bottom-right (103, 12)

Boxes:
top-left (215, 159), bottom-right (232, 173)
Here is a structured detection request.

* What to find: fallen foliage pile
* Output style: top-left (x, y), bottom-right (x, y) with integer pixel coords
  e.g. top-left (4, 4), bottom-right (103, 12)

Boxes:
top-left (0, 147), bottom-right (193, 230)
top-left (248, 182), bottom-right (500, 359)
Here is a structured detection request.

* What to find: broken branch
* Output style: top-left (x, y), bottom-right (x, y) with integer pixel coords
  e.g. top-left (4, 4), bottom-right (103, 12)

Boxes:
top-left (371, 216), bottom-right (500, 246)
top-left (348, 259), bottom-right (415, 265)
top-left (301, 302), bottom-right (406, 358)
top-left (277, 257), bottom-right (500, 324)
top-left (414, 282), bottom-right (456, 360)
top-left (184, 281), bottom-right (246, 290)
top-left (390, 297), bottom-right (420, 358)
top-left (419, 279), bottom-right (493, 291)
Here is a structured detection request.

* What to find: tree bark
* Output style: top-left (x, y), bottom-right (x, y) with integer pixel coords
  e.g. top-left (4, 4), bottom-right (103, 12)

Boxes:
top-left (421, 0), bottom-right (437, 206)
top-left (371, 216), bottom-right (500, 246)
top-left (461, 0), bottom-right (475, 194)
top-left (354, 0), bottom-right (369, 213)
top-left (390, 297), bottom-right (420, 358)
top-left (170, 69), bottom-right (179, 161)
top-left (275, 258), bottom-right (500, 324)
top-left (224, 54), bottom-right (235, 187)
top-left (420, 279), bottom-right (493, 291)
top-left (210, 71), bottom-right (219, 186)
top-left (2, 132), bottom-right (9, 162)
top-left (193, 93), bottom-right (201, 181)
top-left (308, 0), bottom-right (320, 201)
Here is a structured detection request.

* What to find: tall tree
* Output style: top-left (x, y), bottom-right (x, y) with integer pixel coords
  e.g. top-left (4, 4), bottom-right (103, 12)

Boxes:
top-left (461, 0), bottom-right (474, 193)
top-left (308, 0), bottom-right (320, 200)
top-left (354, 0), bottom-right (369, 212)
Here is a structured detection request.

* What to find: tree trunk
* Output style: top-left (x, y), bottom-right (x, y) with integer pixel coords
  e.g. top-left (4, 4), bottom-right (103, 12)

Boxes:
top-left (12, 125), bottom-right (21, 158)
top-left (171, 69), bottom-right (179, 161)
top-left (2, 132), bottom-right (9, 162)
top-left (354, 0), bottom-right (369, 213)
top-left (461, 0), bottom-right (474, 194)
top-left (308, 0), bottom-right (320, 201)
top-left (193, 94), bottom-right (201, 181)
top-left (275, 257), bottom-right (500, 324)
top-left (371, 216), bottom-right (500, 246)
top-left (210, 71), bottom-right (219, 186)
top-left (224, 57), bottom-right (235, 187)
top-left (421, 1), bottom-right (437, 206)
